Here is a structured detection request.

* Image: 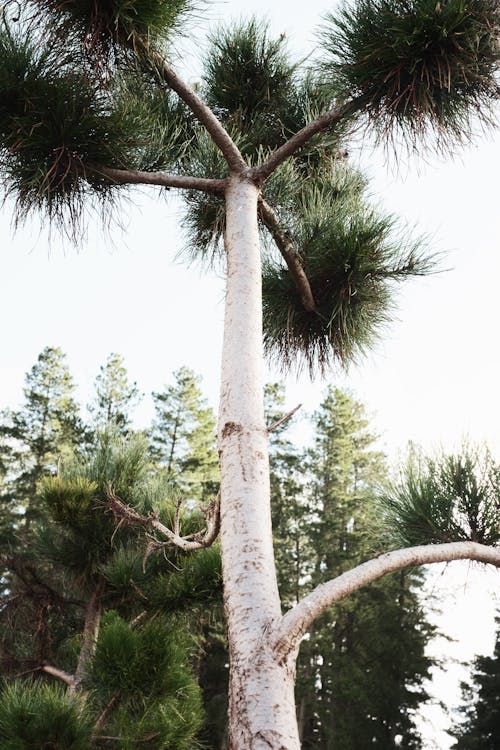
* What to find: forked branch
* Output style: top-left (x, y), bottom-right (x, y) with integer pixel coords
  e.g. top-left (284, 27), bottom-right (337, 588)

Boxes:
top-left (258, 198), bottom-right (317, 313)
top-left (106, 485), bottom-right (221, 553)
top-left (272, 541), bottom-right (500, 662)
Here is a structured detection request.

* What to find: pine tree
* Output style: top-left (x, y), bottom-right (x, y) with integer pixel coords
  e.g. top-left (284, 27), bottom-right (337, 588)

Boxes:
top-left (0, 2), bottom-right (498, 744)
top-left (451, 616), bottom-right (500, 749)
top-left (0, 346), bottom-right (85, 532)
top-left (0, 431), bottom-right (219, 747)
top-left (294, 389), bottom-right (433, 748)
top-left (266, 383), bottom-right (310, 609)
top-left (150, 367), bottom-right (219, 503)
top-left (88, 352), bottom-right (141, 435)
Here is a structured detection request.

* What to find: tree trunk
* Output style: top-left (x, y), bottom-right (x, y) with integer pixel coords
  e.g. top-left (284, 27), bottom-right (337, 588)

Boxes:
top-left (219, 176), bottom-right (301, 749)
top-left (69, 578), bottom-right (104, 698)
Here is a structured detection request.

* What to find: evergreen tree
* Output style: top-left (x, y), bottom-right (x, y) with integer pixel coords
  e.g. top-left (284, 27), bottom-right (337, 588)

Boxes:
top-left (0, 431), bottom-right (219, 747)
top-left (0, 1), bottom-right (498, 744)
top-left (150, 367), bottom-right (219, 502)
top-left (297, 389), bottom-right (433, 748)
top-left (266, 383), bottom-right (310, 609)
top-left (0, 346), bottom-right (85, 532)
top-left (451, 616), bottom-right (500, 749)
top-left (88, 352), bottom-right (141, 435)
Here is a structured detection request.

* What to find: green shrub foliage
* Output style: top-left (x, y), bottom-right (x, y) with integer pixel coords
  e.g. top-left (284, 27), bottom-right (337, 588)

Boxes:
top-left (0, 682), bottom-right (93, 750)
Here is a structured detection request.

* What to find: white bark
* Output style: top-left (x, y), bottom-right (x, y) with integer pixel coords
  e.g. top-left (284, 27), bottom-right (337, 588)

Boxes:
top-left (219, 176), bottom-right (301, 749)
top-left (272, 541), bottom-right (500, 663)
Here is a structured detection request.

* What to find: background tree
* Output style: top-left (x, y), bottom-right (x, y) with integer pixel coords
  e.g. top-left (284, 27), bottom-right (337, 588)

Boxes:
top-left (451, 614), bottom-right (500, 749)
top-left (88, 352), bottom-right (141, 436)
top-left (266, 383), bottom-right (310, 609)
top-left (0, 346), bottom-right (85, 532)
top-left (150, 367), bottom-right (219, 503)
top-left (0, 347), bottom-right (85, 630)
top-left (268, 387), bottom-right (434, 748)
top-left (0, 0), bottom-right (498, 746)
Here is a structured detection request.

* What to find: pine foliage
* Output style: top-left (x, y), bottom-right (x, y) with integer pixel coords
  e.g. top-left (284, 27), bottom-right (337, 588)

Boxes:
top-left (28, 0), bottom-right (194, 55)
top-left (0, 27), bottom-right (123, 235)
top-left (0, 681), bottom-right (93, 750)
top-left (202, 19), bottom-right (305, 154)
top-left (320, 0), bottom-right (500, 148)
top-left (381, 445), bottom-right (500, 547)
top-left (262, 160), bottom-right (433, 373)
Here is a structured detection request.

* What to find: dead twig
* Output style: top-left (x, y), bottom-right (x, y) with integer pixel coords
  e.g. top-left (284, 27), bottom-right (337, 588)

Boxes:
top-left (267, 404), bottom-right (302, 433)
top-left (106, 485), bottom-right (221, 555)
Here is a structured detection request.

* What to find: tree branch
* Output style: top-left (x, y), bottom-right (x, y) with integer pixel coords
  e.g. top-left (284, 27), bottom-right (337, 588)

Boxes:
top-left (92, 694), bottom-right (121, 740)
top-left (251, 102), bottom-right (352, 184)
top-left (258, 198), bottom-right (317, 313)
top-left (272, 541), bottom-right (500, 663)
top-left (89, 165), bottom-right (228, 194)
top-left (106, 486), bottom-right (220, 553)
top-left (4, 556), bottom-right (84, 608)
top-left (41, 663), bottom-right (75, 687)
top-left (267, 404), bottom-right (302, 433)
top-left (136, 39), bottom-right (247, 175)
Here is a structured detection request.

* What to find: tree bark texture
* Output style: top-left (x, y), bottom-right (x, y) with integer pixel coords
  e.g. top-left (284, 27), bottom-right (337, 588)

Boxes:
top-left (219, 177), bottom-right (301, 749)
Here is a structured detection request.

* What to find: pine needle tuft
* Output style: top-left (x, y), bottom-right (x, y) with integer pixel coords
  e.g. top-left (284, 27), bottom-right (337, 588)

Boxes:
top-left (27, 0), bottom-right (194, 58)
top-left (262, 163), bottom-right (436, 375)
top-left (381, 446), bottom-right (500, 547)
top-left (320, 0), bottom-right (500, 150)
top-left (0, 29), bottom-right (124, 238)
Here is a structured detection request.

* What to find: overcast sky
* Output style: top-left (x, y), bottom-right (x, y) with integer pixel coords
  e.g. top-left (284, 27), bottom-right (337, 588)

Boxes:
top-left (0, 0), bottom-right (499, 745)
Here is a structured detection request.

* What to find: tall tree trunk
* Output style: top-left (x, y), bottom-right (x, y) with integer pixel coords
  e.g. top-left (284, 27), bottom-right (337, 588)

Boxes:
top-left (219, 176), bottom-right (300, 749)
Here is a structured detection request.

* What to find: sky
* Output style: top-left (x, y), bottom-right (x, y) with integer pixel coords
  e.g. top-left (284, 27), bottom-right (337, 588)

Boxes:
top-left (0, 0), bottom-right (499, 745)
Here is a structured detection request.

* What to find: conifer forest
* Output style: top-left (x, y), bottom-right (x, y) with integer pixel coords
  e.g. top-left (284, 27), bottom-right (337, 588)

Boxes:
top-left (0, 0), bottom-right (499, 747)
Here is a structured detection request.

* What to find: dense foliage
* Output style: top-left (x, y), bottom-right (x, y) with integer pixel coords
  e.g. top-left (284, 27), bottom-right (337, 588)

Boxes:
top-left (451, 615), bottom-right (500, 749)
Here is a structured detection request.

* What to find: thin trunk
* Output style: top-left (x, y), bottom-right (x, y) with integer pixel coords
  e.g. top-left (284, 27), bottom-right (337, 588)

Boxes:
top-left (69, 579), bottom-right (104, 698)
top-left (219, 176), bottom-right (300, 749)
top-left (167, 411), bottom-right (180, 476)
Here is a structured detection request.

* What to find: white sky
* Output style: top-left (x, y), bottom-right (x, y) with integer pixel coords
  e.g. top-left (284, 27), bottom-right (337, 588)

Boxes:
top-left (0, 0), bottom-right (499, 745)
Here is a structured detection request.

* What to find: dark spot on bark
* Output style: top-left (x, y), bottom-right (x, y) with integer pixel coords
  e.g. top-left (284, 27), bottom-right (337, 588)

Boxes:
top-left (222, 421), bottom-right (243, 439)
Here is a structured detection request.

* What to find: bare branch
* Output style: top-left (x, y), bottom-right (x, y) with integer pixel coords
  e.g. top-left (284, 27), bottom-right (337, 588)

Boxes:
top-left (136, 38), bottom-right (247, 175)
top-left (92, 694), bottom-right (121, 740)
top-left (272, 541), bottom-right (500, 663)
top-left (258, 199), bottom-right (317, 313)
top-left (3, 556), bottom-right (84, 608)
top-left (106, 486), bottom-right (220, 553)
top-left (267, 404), bottom-right (302, 433)
top-left (42, 664), bottom-right (75, 687)
top-left (90, 165), bottom-right (228, 194)
top-left (251, 102), bottom-right (352, 184)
